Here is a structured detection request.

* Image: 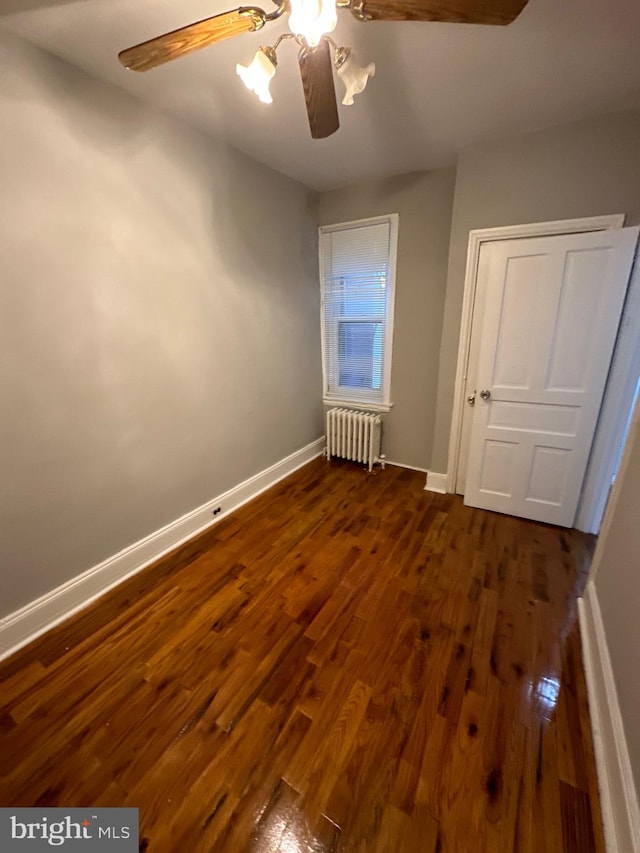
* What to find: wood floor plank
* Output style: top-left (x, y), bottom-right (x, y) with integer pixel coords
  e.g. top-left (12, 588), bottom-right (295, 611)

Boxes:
top-left (302, 678), bottom-right (372, 816)
top-left (210, 713), bottom-right (314, 851)
top-left (375, 802), bottom-right (439, 853)
top-left (0, 459), bottom-right (603, 851)
top-left (560, 780), bottom-right (597, 853)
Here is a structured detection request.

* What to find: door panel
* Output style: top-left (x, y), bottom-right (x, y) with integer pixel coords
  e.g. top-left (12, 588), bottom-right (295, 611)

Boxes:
top-left (487, 401), bottom-right (579, 435)
top-left (478, 440), bottom-right (516, 496)
top-left (545, 248), bottom-right (615, 392)
top-left (464, 227), bottom-right (638, 527)
top-left (527, 445), bottom-right (570, 505)
top-left (493, 254), bottom-right (549, 390)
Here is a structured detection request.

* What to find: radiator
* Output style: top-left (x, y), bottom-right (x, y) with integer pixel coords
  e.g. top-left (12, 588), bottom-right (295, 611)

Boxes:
top-left (325, 408), bottom-right (384, 472)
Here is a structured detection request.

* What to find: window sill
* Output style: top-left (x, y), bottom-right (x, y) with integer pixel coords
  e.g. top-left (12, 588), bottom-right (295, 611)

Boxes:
top-left (323, 398), bottom-right (393, 414)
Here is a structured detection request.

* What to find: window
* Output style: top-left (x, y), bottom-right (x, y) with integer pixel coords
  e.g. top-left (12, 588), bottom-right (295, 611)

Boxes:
top-left (319, 214), bottom-right (398, 412)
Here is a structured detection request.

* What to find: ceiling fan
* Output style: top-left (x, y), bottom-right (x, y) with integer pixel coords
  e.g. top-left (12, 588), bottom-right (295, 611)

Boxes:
top-left (119, 0), bottom-right (529, 140)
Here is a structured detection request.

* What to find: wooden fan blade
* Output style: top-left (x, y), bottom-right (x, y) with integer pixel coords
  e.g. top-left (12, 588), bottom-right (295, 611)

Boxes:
top-left (299, 40), bottom-right (340, 140)
top-left (119, 8), bottom-right (265, 72)
top-left (354, 0), bottom-right (528, 25)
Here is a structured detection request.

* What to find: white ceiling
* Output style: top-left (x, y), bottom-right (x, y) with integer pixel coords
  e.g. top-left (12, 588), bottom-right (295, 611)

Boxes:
top-left (3, 0), bottom-right (640, 190)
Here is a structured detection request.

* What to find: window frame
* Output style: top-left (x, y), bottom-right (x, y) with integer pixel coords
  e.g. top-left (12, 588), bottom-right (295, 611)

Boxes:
top-left (319, 213), bottom-right (399, 413)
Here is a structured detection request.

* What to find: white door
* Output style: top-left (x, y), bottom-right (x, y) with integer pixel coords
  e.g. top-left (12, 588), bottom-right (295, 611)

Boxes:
top-left (463, 227), bottom-right (639, 527)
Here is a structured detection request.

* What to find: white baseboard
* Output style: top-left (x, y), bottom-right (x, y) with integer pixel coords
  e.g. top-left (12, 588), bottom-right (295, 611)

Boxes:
top-left (578, 582), bottom-right (640, 853)
top-left (385, 460), bottom-right (429, 474)
top-left (0, 437), bottom-right (325, 662)
top-left (424, 471), bottom-right (448, 494)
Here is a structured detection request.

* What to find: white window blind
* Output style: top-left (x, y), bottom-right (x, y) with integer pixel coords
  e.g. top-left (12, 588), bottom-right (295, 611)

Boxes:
top-left (319, 214), bottom-right (398, 411)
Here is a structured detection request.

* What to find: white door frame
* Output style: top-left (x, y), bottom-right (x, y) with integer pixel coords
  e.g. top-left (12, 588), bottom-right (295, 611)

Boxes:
top-left (445, 214), bottom-right (626, 528)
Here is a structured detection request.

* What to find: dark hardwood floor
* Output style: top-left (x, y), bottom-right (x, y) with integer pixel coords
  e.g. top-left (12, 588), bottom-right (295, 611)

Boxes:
top-left (0, 459), bottom-right (603, 852)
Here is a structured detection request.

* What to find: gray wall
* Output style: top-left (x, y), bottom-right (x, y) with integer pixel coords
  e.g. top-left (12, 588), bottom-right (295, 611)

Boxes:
top-left (317, 169), bottom-right (456, 470)
top-left (5, 25), bottom-right (640, 624)
top-left (592, 403), bottom-right (640, 796)
top-left (431, 111), bottom-right (640, 472)
top-left (0, 30), bottom-right (323, 616)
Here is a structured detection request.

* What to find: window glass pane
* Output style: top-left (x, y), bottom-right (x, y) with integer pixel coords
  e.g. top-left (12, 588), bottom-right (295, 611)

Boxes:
top-left (320, 214), bottom-right (397, 407)
top-left (338, 322), bottom-right (382, 390)
top-left (334, 275), bottom-right (386, 318)
top-left (372, 324), bottom-right (383, 390)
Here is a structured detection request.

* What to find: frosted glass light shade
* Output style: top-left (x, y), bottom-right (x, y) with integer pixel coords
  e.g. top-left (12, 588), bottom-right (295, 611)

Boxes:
top-left (236, 49), bottom-right (276, 104)
top-left (288, 0), bottom-right (337, 47)
top-left (336, 53), bottom-right (375, 105)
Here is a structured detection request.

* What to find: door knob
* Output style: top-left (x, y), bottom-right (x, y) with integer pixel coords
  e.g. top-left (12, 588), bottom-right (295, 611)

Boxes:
top-left (480, 389), bottom-right (491, 400)
top-left (467, 393), bottom-right (476, 406)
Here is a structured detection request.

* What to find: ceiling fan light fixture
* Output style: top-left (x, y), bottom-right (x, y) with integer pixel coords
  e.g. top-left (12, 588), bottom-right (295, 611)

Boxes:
top-left (288, 0), bottom-right (338, 48)
top-left (236, 47), bottom-right (277, 104)
top-left (118, 1), bottom-right (531, 138)
top-left (334, 48), bottom-right (375, 105)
